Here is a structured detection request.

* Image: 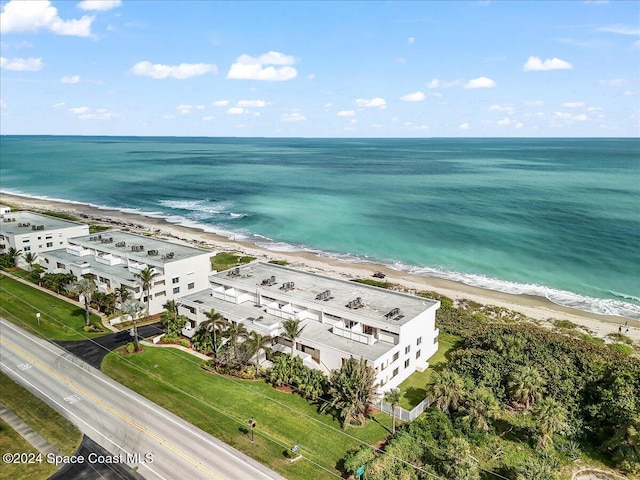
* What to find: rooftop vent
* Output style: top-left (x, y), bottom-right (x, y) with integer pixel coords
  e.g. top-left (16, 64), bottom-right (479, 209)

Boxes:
top-left (163, 251), bottom-right (175, 260)
top-left (315, 289), bottom-right (332, 301)
top-left (100, 237), bottom-right (113, 243)
top-left (115, 241), bottom-right (126, 248)
top-left (280, 281), bottom-right (295, 292)
top-left (384, 307), bottom-right (404, 321)
top-left (32, 225), bottom-right (45, 231)
top-left (261, 275), bottom-right (276, 286)
top-left (131, 244), bottom-right (145, 252)
top-left (147, 249), bottom-right (159, 256)
top-left (227, 267), bottom-right (240, 277)
top-left (346, 297), bottom-right (364, 309)
top-left (17, 222), bottom-right (31, 227)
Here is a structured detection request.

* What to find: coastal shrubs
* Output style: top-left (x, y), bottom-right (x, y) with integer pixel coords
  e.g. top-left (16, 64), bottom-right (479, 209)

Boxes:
top-left (268, 354), bottom-right (328, 401)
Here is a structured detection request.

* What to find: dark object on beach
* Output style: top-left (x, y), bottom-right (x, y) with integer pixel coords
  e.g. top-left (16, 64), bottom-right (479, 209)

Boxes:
top-left (373, 271), bottom-right (385, 278)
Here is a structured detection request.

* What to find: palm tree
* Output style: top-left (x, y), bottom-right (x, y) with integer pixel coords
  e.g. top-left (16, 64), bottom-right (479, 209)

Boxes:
top-left (246, 331), bottom-right (272, 376)
top-left (24, 251), bottom-right (38, 272)
top-left (383, 388), bottom-right (402, 434)
top-left (507, 365), bottom-right (545, 410)
top-left (440, 437), bottom-right (480, 480)
top-left (134, 267), bottom-right (159, 316)
top-left (222, 321), bottom-right (249, 361)
top-left (428, 370), bottom-right (467, 414)
top-left (202, 309), bottom-right (227, 357)
top-left (534, 397), bottom-right (567, 449)
top-left (163, 299), bottom-right (178, 319)
top-left (121, 299), bottom-right (144, 352)
top-left (69, 277), bottom-right (97, 326)
top-left (324, 357), bottom-right (378, 428)
top-left (7, 247), bottom-right (22, 267)
top-left (281, 318), bottom-right (306, 357)
top-left (461, 387), bottom-right (500, 432)
top-left (116, 284), bottom-right (131, 304)
top-left (161, 299), bottom-right (181, 335)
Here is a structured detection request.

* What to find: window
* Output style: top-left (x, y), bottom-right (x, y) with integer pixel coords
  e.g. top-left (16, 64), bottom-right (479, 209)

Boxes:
top-left (46, 242), bottom-right (53, 247)
top-left (155, 279), bottom-right (165, 286)
top-left (392, 367), bottom-right (399, 378)
top-left (405, 345), bottom-right (411, 354)
top-left (392, 352), bottom-right (399, 362)
top-left (416, 350), bottom-right (421, 359)
top-left (24, 246), bottom-right (31, 251)
top-left (45, 235), bottom-right (52, 240)
top-left (188, 282), bottom-right (195, 290)
top-left (172, 277), bottom-right (179, 284)
top-left (155, 290), bottom-right (166, 297)
top-left (417, 337), bottom-right (422, 345)
top-left (404, 359), bottom-right (410, 368)
top-left (37, 236), bottom-right (42, 240)
top-left (22, 238), bottom-right (30, 243)
top-left (173, 286), bottom-right (180, 294)
top-left (45, 258), bottom-right (49, 264)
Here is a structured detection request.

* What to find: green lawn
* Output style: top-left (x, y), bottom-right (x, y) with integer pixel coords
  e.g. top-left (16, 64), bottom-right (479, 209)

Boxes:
top-left (0, 419), bottom-right (58, 480)
top-left (397, 332), bottom-right (461, 409)
top-left (210, 252), bottom-right (256, 272)
top-left (103, 347), bottom-right (392, 480)
top-left (0, 274), bottom-right (105, 340)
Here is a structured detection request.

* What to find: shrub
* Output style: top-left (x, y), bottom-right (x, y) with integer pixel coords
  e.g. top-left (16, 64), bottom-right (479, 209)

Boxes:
top-left (607, 343), bottom-right (634, 355)
top-left (126, 342), bottom-right (135, 354)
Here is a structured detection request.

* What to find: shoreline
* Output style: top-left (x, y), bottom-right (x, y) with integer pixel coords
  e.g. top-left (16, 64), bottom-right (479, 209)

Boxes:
top-left (1, 191), bottom-right (638, 342)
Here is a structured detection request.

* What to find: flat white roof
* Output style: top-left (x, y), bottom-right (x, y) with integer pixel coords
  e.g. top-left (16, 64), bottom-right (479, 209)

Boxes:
top-left (0, 211), bottom-right (87, 235)
top-left (212, 261), bottom-right (438, 327)
top-left (69, 230), bottom-right (212, 264)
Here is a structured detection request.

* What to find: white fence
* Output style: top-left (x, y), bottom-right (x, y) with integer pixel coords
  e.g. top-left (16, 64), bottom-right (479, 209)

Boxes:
top-left (374, 397), bottom-right (431, 422)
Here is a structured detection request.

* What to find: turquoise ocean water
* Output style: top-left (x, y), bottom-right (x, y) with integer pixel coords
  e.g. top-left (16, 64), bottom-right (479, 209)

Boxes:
top-left (1, 136), bottom-right (638, 319)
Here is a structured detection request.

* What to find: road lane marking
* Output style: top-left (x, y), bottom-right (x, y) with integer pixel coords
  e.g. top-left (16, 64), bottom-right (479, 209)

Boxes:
top-left (1, 337), bottom-right (225, 480)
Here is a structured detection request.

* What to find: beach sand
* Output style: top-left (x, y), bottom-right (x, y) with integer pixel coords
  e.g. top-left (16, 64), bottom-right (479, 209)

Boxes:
top-left (2, 192), bottom-right (638, 343)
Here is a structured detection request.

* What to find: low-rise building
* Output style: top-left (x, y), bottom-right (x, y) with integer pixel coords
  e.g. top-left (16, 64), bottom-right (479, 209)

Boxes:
top-left (179, 261), bottom-right (440, 392)
top-left (0, 211), bottom-right (89, 267)
top-left (41, 230), bottom-right (214, 314)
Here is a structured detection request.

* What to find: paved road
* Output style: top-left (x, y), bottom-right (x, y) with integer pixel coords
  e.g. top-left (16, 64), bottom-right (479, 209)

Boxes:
top-left (0, 319), bottom-right (287, 480)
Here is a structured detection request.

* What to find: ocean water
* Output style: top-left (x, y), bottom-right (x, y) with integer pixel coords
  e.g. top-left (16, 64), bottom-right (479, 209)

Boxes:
top-left (1, 136), bottom-right (639, 319)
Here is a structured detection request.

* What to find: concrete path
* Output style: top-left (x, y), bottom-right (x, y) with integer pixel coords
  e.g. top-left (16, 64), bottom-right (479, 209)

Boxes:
top-left (0, 403), bottom-right (62, 458)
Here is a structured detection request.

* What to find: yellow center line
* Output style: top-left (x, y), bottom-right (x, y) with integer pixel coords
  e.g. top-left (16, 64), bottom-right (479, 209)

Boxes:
top-left (1, 337), bottom-right (224, 480)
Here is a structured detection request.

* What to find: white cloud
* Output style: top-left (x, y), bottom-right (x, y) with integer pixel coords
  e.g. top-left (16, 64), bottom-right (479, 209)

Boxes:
top-left (497, 117), bottom-right (511, 125)
top-left (0, 56), bottom-right (43, 71)
top-left (61, 75), bottom-right (80, 84)
top-left (400, 91), bottom-right (425, 102)
top-left (523, 56), bottom-right (572, 71)
top-left (355, 97), bottom-right (386, 108)
top-left (622, 90), bottom-right (638, 97)
top-left (196, 105), bottom-right (205, 110)
top-left (227, 51), bottom-right (297, 81)
top-left (426, 78), bottom-right (461, 89)
top-left (281, 112), bottom-right (306, 122)
top-left (176, 104), bottom-right (192, 115)
top-left (562, 101), bottom-right (585, 108)
top-left (213, 100), bottom-right (229, 107)
top-left (323, 102), bottom-right (333, 108)
top-left (307, 73), bottom-right (315, 80)
top-left (489, 104), bottom-right (515, 114)
top-left (69, 106), bottom-right (90, 114)
top-left (572, 114), bottom-right (589, 121)
top-left (0, 0), bottom-right (94, 37)
top-left (227, 107), bottom-right (247, 115)
top-left (524, 100), bottom-right (545, 107)
top-left (459, 123), bottom-right (470, 130)
top-left (337, 110), bottom-right (355, 117)
top-left (0, 98), bottom-right (6, 109)
top-left (464, 76), bottom-right (496, 89)
top-left (407, 37), bottom-right (415, 45)
top-left (236, 100), bottom-right (267, 108)
top-left (77, 0), bottom-right (122, 11)
top-left (52, 102), bottom-right (65, 108)
top-left (599, 78), bottom-right (626, 86)
top-left (75, 107), bottom-right (116, 120)
top-left (131, 61), bottom-right (217, 79)
top-left (596, 24), bottom-right (640, 35)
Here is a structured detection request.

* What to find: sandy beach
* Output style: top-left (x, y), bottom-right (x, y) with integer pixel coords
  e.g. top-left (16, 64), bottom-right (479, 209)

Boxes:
top-left (2, 192), bottom-right (638, 343)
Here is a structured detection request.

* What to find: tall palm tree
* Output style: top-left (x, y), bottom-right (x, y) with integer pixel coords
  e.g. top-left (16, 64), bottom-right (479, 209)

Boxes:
top-left (246, 331), bottom-right (272, 376)
top-left (7, 247), bottom-right (22, 267)
top-left (69, 277), bottom-right (97, 326)
top-left (202, 309), bottom-right (227, 357)
top-left (534, 397), bottom-right (567, 449)
top-left (24, 251), bottom-right (38, 272)
top-left (462, 387), bottom-right (500, 432)
top-left (121, 299), bottom-right (144, 352)
top-left (116, 284), bottom-right (131, 304)
top-left (428, 370), bottom-right (467, 414)
top-left (383, 388), bottom-right (402, 434)
top-left (507, 365), bottom-right (545, 410)
top-left (282, 318), bottom-right (305, 357)
top-left (134, 267), bottom-right (159, 316)
top-left (324, 357), bottom-right (378, 428)
top-left (441, 437), bottom-right (480, 480)
top-left (223, 321), bottom-right (249, 361)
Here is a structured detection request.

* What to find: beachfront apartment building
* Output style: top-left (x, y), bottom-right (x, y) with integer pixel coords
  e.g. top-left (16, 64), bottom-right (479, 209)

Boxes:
top-left (178, 262), bottom-right (441, 392)
top-left (0, 210), bottom-right (90, 268)
top-left (40, 230), bottom-right (214, 315)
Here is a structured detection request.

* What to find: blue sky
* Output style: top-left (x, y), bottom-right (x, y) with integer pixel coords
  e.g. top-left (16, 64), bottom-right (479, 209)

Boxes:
top-left (1, 0), bottom-right (638, 137)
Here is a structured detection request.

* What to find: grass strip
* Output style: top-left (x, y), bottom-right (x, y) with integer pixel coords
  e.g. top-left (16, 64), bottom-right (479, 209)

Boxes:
top-left (103, 347), bottom-right (392, 480)
top-left (0, 419), bottom-right (58, 480)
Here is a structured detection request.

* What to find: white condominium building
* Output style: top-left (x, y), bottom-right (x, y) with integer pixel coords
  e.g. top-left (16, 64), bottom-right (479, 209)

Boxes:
top-left (179, 262), bottom-right (440, 392)
top-left (0, 210), bottom-right (89, 267)
top-left (41, 230), bottom-right (214, 315)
